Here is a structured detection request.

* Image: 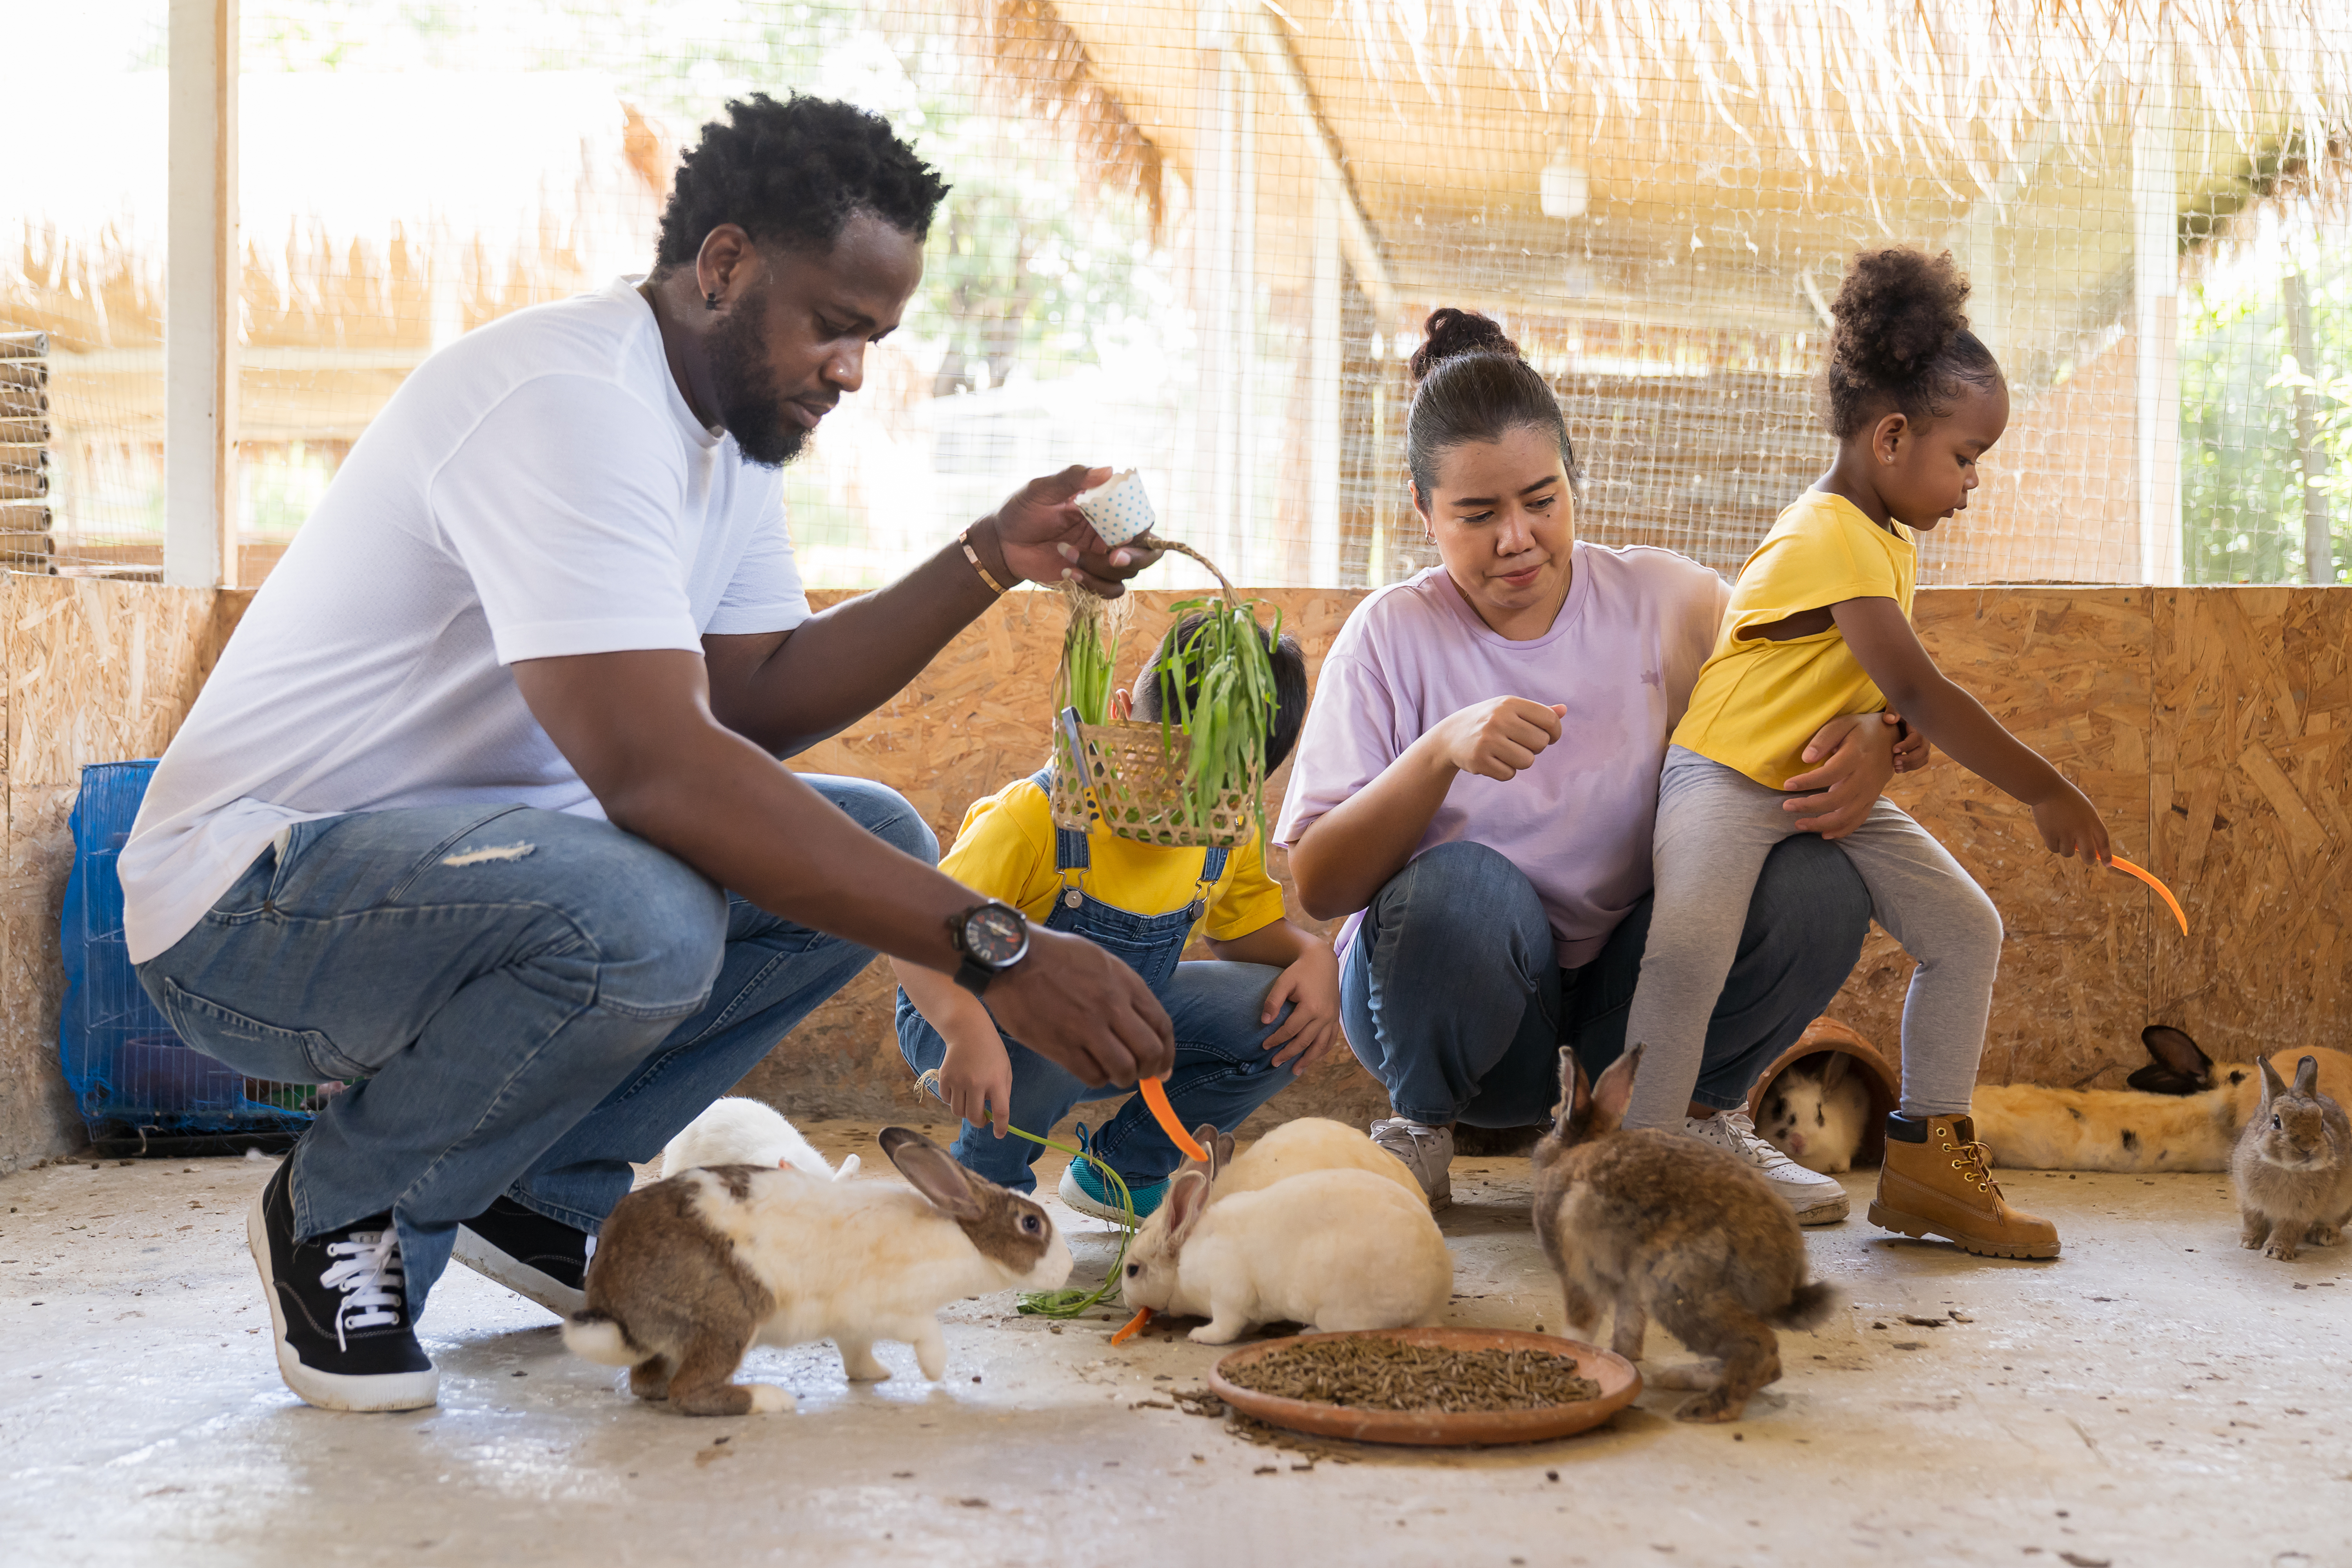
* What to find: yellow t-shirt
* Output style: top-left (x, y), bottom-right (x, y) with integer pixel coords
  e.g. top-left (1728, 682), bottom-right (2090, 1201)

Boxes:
top-left (1671, 490), bottom-right (1917, 789)
top-left (938, 776), bottom-right (1290, 943)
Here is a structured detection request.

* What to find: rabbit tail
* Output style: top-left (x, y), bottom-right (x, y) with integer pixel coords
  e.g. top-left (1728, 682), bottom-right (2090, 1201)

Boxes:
top-left (1771, 1279), bottom-right (1840, 1333)
top-left (563, 1309), bottom-right (642, 1367)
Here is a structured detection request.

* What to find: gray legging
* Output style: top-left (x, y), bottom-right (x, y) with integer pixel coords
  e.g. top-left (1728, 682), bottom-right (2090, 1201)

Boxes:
top-left (1619, 745), bottom-right (2004, 1131)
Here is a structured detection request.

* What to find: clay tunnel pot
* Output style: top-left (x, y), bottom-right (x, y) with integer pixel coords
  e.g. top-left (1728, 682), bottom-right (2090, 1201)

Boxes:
top-left (1744, 1017), bottom-right (1901, 1168)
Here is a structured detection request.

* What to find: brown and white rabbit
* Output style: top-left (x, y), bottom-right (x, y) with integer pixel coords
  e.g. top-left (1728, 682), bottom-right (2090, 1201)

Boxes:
top-left (1974, 1027), bottom-right (2352, 1173)
top-left (563, 1127), bottom-right (1069, 1415)
top-left (1756, 1052), bottom-right (1871, 1174)
top-left (2231, 1055), bottom-right (2352, 1261)
top-left (659, 1096), bottom-right (860, 1182)
top-left (1533, 1044), bottom-right (1837, 1423)
top-left (1120, 1163), bottom-right (1453, 1344)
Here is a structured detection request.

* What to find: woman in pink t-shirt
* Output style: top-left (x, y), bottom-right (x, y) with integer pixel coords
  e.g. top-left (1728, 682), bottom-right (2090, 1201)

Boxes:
top-left (1276, 309), bottom-right (1911, 1222)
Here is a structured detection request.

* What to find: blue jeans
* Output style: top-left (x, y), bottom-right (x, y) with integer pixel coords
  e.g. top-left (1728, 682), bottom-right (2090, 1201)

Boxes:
top-left (1339, 838), bottom-right (1873, 1128)
top-left (896, 961), bottom-right (1296, 1193)
top-left (136, 777), bottom-right (936, 1315)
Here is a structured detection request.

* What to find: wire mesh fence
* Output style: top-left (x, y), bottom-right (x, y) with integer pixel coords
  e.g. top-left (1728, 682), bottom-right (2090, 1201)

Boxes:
top-left (5, 0), bottom-right (2352, 588)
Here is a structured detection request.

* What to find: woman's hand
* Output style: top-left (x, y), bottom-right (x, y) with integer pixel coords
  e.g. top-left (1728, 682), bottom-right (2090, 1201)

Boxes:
top-left (938, 1031), bottom-right (1016, 1139)
top-left (969, 465), bottom-right (1165, 597)
top-left (1256, 943), bottom-right (1343, 1072)
top-left (1780, 713), bottom-right (1900, 839)
top-left (1434, 696), bottom-right (1569, 782)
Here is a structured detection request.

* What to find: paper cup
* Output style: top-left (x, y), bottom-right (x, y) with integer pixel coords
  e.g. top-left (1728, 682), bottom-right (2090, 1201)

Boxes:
top-left (1076, 469), bottom-right (1157, 548)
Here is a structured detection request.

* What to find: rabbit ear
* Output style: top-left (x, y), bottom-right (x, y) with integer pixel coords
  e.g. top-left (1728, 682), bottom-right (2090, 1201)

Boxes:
top-left (1215, 1129), bottom-right (1237, 1171)
top-left (1162, 1169), bottom-right (1213, 1251)
top-left (1818, 1051), bottom-right (1852, 1091)
top-left (1187, 1123), bottom-right (1224, 1183)
top-left (1555, 1047), bottom-right (1592, 1137)
top-left (878, 1127), bottom-right (983, 1220)
top-left (2295, 1055), bottom-right (2321, 1096)
top-left (2134, 1026), bottom-right (2214, 1094)
top-left (1588, 1044), bottom-right (1643, 1134)
top-left (2257, 1056), bottom-right (2288, 1105)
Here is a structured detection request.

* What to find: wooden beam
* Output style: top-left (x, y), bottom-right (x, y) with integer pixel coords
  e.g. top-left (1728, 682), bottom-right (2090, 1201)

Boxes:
top-left (165, 0), bottom-right (238, 588)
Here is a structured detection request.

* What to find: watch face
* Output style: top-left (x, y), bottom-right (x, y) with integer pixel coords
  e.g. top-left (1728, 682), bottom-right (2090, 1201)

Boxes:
top-left (963, 904), bottom-right (1028, 966)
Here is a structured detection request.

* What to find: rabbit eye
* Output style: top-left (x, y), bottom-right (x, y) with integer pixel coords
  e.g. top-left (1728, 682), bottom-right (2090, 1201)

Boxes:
top-left (1022, 1214), bottom-right (1042, 1234)
top-left (2273, 1114), bottom-right (2283, 1129)
top-left (1125, 1263), bottom-right (1140, 1277)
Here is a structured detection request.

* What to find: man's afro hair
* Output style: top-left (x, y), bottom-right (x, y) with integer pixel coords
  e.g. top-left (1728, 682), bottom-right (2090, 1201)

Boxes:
top-left (654, 93), bottom-right (950, 270)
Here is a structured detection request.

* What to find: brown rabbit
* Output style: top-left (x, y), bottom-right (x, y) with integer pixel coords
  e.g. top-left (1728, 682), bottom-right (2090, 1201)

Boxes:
top-left (2231, 1055), bottom-right (2352, 1261)
top-left (1532, 1044), bottom-right (1838, 1423)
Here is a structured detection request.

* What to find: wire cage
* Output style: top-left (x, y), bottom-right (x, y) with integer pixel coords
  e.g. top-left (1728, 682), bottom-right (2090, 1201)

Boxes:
top-left (58, 760), bottom-right (316, 1147)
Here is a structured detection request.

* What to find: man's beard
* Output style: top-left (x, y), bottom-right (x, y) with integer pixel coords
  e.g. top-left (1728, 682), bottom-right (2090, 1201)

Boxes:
top-left (706, 296), bottom-right (808, 470)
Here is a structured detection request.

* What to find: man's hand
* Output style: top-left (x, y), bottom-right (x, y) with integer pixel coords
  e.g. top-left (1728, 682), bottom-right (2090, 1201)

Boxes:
top-left (983, 925), bottom-right (1175, 1086)
top-left (1780, 712), bottom-right (1899, 839)
top-left (1256, 943), bottom-right (1343, 1071)
top-left (1434, 697), bottom-right (1569, 782)
top-left (972, 465), bottom-right (1165, 597)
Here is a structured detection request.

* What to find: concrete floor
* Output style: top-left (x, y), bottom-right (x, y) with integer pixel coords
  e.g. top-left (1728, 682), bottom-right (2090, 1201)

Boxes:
top-left (1, 1123), bottom-right (2345, 1568)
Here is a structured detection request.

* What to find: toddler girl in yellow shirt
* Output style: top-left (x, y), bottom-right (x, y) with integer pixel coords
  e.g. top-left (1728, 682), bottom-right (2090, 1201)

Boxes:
top-left (1618, 247), bottom-right (2109, 1260)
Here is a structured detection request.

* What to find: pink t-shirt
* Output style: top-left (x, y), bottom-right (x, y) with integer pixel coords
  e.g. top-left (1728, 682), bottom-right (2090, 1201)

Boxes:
top-left (1275, 542), bottom-right (1728, 969)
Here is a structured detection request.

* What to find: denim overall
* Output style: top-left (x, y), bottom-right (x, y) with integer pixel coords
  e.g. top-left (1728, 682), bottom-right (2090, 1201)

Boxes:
top-left (895, 768), bottom-right (1298, 1193)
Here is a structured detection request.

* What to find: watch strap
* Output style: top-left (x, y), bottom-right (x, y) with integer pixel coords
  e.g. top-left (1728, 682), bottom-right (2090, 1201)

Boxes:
top-left (952, 955), bottom-right (996, 996)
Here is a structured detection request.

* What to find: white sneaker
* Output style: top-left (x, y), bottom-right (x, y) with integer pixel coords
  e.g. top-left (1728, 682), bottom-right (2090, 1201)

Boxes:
top-left (1682, 1109), bottom-right (1850, 1225)
top-left (1368, 1118), bottom-right (1454, 1210)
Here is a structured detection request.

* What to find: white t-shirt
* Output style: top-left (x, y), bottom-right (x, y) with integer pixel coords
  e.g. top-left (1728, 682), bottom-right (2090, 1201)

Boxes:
top-left (121, 278), bottom-right (811, 962)
top-left (1273, 544), bottom-right (1728, 969)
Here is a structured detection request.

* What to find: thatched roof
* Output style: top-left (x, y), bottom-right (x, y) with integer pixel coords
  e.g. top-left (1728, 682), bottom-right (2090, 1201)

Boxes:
top-left (982, 0), bottom-right (2352, 350)
top-left (5, 69), bottom-right (663, 440)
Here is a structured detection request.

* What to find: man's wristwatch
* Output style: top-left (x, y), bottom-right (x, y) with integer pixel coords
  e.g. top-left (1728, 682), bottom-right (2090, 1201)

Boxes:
top-left (947, 901), bottom-right (1030, 996)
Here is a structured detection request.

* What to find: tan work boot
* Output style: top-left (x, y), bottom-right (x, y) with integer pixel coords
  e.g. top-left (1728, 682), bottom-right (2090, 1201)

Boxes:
top-left (1868, 1113), bottom-right (2059, 1259)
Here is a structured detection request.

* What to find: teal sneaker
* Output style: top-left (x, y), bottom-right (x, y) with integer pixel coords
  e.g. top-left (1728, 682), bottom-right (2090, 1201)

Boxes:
top-left (1056, 1127), bottom-right (1167, 1222)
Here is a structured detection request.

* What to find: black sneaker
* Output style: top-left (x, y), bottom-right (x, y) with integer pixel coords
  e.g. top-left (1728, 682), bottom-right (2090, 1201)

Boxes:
top-left (246, 1160), bottom-right (437, 1411)
top-left (451, 1196), bottom-right (591, 1318)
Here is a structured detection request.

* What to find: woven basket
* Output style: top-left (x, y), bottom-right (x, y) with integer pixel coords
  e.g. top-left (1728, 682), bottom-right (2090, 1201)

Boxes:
top-left (1048, 541), bottom-right (1262, 848)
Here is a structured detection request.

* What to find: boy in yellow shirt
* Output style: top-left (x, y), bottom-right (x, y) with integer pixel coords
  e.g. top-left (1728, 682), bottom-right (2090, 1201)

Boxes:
top-left (1618, 247), bottom-right (2109, 1260)
top-left (893, 616), bottom-right (1338, 1219)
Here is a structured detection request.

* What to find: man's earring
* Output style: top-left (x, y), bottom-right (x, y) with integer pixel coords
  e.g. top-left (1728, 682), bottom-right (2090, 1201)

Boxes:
top-left (704, 290), bottom-right (720, 312)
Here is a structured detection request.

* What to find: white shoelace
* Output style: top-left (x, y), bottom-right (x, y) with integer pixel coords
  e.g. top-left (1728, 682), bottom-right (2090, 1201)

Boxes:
top-left (1695, 1110), bottom-right (1811, 1178)
top-left (319, 1230), bottom-right (406, 1351)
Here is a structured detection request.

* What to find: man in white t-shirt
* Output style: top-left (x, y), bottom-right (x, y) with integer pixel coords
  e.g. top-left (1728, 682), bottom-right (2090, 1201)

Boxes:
top-left (124, 94), bottom-right (1174, 1414)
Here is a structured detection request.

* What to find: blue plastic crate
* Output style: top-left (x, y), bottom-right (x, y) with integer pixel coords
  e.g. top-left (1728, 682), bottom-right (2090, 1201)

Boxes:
top-left (58, 760), bottom-right (315, 1139)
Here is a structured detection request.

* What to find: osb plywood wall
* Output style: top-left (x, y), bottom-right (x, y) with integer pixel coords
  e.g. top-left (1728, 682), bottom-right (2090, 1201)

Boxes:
top-left (2, 577), bottom-right (2343, 1167)
top-left (0, 576), bottom-right (254, 1172)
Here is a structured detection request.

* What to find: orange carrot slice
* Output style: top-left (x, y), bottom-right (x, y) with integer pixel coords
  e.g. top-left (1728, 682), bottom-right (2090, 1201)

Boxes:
top-left (2109, 855), bottom-right (2189, 935)
top-left (1111, 1307), bottom-right (1151, 1345)
top-left (1138, 1076), bottom-right (1209, 1161)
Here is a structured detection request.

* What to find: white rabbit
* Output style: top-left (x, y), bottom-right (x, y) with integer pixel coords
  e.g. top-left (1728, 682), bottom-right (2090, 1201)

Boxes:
top-left (1755, 1053), bottom-right (1871, 1174)
top-left (1210, 1116), bottom-right (1428, 1201)
top-left (660, 1096), bottom-right (859, 1182)
top-left (566, 1127), bottom-right (1069, 1415)
top-left (1120, 1166), bottom-right (1453, 1344)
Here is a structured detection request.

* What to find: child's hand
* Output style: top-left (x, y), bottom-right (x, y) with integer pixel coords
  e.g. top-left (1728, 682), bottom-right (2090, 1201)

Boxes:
top-left (1885, 710), bottom-right (1933, 773)
top-left (1258, 944), bottom-right (1343, 1073)
top-left (939, 1033), bottom-right (1015, 1138)
top-left (2031, 783), bottom-right (2111, 866)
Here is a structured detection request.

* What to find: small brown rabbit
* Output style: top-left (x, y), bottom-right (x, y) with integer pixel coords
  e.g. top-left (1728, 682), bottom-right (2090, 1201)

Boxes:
top-left (1532, 1044), bottom-right (1838, 1423)
top-left (2231, 1055), bottom-right (2352, 1261)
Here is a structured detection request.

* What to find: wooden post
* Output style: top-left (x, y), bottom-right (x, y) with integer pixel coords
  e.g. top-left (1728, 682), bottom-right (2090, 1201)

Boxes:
top-left (2132, 38), bottom-right (2181, 587)
top-left (2283, 270), bottom-right (2334, 585)
top-left (166, 0), bottom-right (238, 588)
top-left (1308, 171), bottom-right (1342, 588)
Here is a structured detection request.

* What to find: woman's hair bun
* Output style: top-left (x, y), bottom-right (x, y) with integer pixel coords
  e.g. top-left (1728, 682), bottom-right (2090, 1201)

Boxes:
top-left (1829, 247), bottom-right (1971, 389)
top-left (1409, 308), bottom-right (1521, 386)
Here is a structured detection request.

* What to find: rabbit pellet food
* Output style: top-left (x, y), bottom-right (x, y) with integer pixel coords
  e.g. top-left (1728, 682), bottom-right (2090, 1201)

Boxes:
top-left (1223, 1338), bottom-right (1600, 1415)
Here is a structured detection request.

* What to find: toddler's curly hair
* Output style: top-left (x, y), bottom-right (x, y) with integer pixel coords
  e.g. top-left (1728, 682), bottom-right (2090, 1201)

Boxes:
top-left (1821, 247), bottom-right (2003, 438)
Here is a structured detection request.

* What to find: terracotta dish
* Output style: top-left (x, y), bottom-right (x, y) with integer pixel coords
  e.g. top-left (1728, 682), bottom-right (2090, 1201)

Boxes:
top-left (1207, 1327), bottom-right (1642, 1447)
